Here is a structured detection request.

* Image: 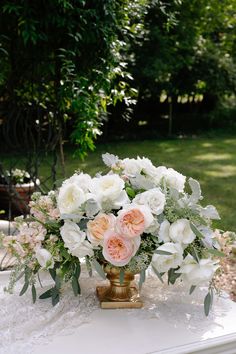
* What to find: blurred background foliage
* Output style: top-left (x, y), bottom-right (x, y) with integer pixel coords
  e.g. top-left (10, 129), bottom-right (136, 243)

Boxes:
top-left (0, 0), bottom-right (235, 157)
top-left (0, 0), bottom-right (236, 230)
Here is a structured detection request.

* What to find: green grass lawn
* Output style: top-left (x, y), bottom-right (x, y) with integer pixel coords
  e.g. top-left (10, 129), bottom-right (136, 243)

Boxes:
top-left (61, 137), bottom-right (236, 232)
top-left (2, 136), bottom-right (236, 231)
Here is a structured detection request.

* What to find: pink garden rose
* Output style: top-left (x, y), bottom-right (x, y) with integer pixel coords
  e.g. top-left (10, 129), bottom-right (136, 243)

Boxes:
top-left (87, 213), bottom-right (116, 245)
top-left (116, 204), bottom-right (153, 238)
top-left (102, 231), bottom-right (140, 266)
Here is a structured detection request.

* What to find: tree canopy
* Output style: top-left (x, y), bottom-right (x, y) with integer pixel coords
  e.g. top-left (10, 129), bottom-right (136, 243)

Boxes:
top-left (0, 0), bottom-right (147, 157)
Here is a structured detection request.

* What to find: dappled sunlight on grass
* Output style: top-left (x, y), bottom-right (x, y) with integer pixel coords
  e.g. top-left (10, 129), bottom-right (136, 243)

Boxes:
top-left (201, 142), bottom-right (213, 147)
top-left (204, 165), bottom-right (236, 178)
top-left (223, 139), bottom-right (236, 145)
top-left (193, 153), bottom-right (232, 161)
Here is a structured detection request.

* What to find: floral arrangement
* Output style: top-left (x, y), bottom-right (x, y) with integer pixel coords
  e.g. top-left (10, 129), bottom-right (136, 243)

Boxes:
top-left (2, 154), bottom-right (224, 315)
top-left (0, 168), bottom-right (31, 185)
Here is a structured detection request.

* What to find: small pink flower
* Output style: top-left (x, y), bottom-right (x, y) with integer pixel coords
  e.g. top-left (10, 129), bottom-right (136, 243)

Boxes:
top-left (116, 208), bottom-right (146, 238)
top-left (102, 231), bottom-right (140, 267)
top-left (49, 208), bottom-right (60, 219)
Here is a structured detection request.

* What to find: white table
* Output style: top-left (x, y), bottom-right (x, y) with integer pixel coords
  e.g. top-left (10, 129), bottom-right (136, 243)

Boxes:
top-left (1, 270), bottom-right (236, 354)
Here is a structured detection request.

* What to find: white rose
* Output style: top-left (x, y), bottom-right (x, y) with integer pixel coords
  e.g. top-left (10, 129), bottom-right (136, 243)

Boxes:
top-left (152, 242), bottom-right (183, 273)
top-left (137, 157), bottom-right (157, 177)
top-left (164, 168), bottom-right (186, 192)
top-left (89, 174), bottom-right (129, 210)
top-left (63, 172), bottom-right (92, 192)
top-left (169, 219), bottom-right (195, 245)
top-left (133, 188), bottom-right (166, 215)
top-left (36, 248), bottom-right (54, 269)
top-left (158, 220), bottom-right (171, 242)
top-left (122, 158), bottom-right (142, 176)
top-left (153, 166), bottom-right (168, 184)
top-left (58, 183), bottom-right (86, 215)
top-left (60, 221), bottom-right (93, 258)
top-left (176, 254), bottom-right (219, 286)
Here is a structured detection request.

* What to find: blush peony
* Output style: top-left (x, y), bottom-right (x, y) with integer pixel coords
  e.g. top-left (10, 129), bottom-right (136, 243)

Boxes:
top-left (116, 204), bottom-right (153, 238)
top-left (102, 231), bottom-right (140, 267)
top-left (87, 213), bottom-right (116, 245)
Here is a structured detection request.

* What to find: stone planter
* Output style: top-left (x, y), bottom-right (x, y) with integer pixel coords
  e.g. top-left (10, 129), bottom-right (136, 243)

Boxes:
top-left (0, 181), bottom-right (39, 218)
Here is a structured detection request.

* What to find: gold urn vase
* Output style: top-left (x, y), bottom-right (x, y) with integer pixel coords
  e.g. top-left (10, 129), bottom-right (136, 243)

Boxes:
top-left (96, 266), bottom-right (143, 309)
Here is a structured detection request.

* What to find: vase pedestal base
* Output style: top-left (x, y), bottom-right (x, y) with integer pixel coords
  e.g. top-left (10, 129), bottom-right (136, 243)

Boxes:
top-left (96, 285), bottom-right (143, 309)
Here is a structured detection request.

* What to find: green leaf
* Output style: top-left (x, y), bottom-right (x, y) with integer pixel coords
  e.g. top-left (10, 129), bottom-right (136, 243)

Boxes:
top-left (39, 288), bottom-right (53, 299)
top-left (152, 265), bottom-right (164, 283)
top-left (51, 288), bottom-right (60, 306)
top-left (155, 250), bottom-right (173, 255)
top-left (126, 187), bottom-right (136, 198)
top-left (75, 263), bottom-right (81, 278)
top-left (24, 266), bottom-right (31, 283)
top-left (189, 285), bottom-right (196, 295)
top-left (168, 269), bottom-right (181, 285)
top-left (139, 269), bottom-right (146, 289)
top-left (92, 259), bottom-right (106, 280)
top-left (119, 269), bottom-right (125, 285)
top-left (207, 249), bottom-right (225, 258)
top-left (204, 292), bottom-right (212, 316)
top-left (49, 268), bottom-right (56, 281)
top-left (85, 257), bottom-right (92, 277)
top-left (16, 271), bottom-right (25, 282)
top-left (55, 275), bottom-right (61, 290)
top-left (19, 282), bottom-right (29, 296)
top-left (32, 284), bottom-right (37, 303)
top-left (72, 276), bottom-right (81, 296)
top-left (192, 247), bottom-right (200, 263)
top-left (190, 223), bottom-right (204, 239)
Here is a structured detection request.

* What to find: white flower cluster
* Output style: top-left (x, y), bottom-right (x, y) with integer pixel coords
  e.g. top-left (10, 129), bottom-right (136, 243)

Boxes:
top-left (3, 153), bottom-right (222, 309)
top-left (56, 153), bottom-right (220, 287)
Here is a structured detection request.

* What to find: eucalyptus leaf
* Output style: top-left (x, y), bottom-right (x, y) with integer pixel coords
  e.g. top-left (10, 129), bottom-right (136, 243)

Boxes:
top-left (139, 269), bottom-right (146, 289)
top-left (49, 268), bottom-right (56, 281)
top-left (200, 205), bottom-right (220, 220)
top-left (85, 257), bottom-right (92, 277)
top-left (190, 223), bottom-right (204, 239)
top-left (51, 287), bottom-right (60, 306)
top-left (75, 263), bottom-right (81, 278)
top-left (32, 284), bottom-right (37, 303)
top-left (204, 292), bottom-right (212, 316)
top-left (72, 276), bottom-right (79, 296)
top-left (16, 271), bottom-right (25, 282)
top-left (155, 250), bottom-right (173, 256)
top-left (39, 288), bottom-right (53, 299)
top-left (168, 269), bottom-right (181, 285)
top-left (78, 218), bottom-right (90, 230)
top-left (188, 178), bottom-right (202, 203)
top-left (55, 274), bottom-right (61, 290)
top-left (192, 247), bottom-right (200, 263)
top-left (119, 269), bottom-right (125, 285)
top-left (102, 153), bottom-right (119, 167)
top-left (207, 248), bottom-right (225, 258)
top-left (189, 285), bottom-right (196, 295)
top-left (152, 265), bottom-right (164, 283)
top-left (19, 281), bottom-right (29, 296)
top-left (92, 259), bottom-right (106, 280)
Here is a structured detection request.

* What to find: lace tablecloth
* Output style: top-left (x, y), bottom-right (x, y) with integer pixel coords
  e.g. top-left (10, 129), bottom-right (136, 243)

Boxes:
top-left (0, 268), bottom-right (236, 354)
